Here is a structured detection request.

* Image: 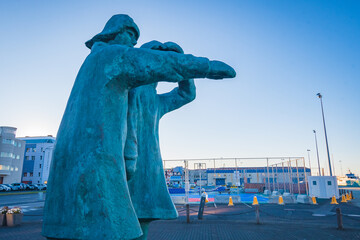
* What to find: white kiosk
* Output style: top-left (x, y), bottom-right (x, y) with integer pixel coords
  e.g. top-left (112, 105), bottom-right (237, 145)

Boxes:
top-left (308, 176), bottom-right (339, 199)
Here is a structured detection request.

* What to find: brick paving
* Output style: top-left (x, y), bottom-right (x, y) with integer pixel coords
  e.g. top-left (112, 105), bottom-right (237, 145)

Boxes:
top-left (1, 202), bottom-right (360, 240)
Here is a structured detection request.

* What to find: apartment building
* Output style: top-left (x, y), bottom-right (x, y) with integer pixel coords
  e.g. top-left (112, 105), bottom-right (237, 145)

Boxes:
top-left (0, 126), bottom-right (25, 184)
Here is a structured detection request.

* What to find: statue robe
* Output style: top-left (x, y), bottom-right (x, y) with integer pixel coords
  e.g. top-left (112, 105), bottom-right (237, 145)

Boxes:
top-left (42, 42), bottom-right (211, 240)
top-left (125, 80), bottom-right (195, 220)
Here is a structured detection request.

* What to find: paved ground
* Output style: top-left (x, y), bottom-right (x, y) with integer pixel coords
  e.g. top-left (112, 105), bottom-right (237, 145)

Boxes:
top-left (1, 190), bottom-right (360, 239)
top-left (1, 201), bottom-right (360, 239)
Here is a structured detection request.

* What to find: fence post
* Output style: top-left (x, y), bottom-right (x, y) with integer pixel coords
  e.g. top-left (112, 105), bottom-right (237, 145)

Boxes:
top-left (186, 203), bottom-right (190, 223)
top-left (336, 208), bottom-right (343, 230)
top-left (198, 196), bottom-right (206, 220)
top-left (255, 205), bottom-right (260, 224)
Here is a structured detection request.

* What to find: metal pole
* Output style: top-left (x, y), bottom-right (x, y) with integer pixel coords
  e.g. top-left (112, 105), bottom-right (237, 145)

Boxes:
top-left (185, 160), bottom-right (189, 204)
top-left (214, 159), bottom-right (216, 185)
top-left (275, 164), bottom-right (280, 191)
top-left (199, 168), bottom-right (202, 196)
top-left (307, 149), bottom-right (312, 176)
top-left (339, 160), bottom-right (343, 176)
top-left (235, 158), bottom-right (238, 186)
top-left (267, 158), bottom-right (270, 191)
top-left (282, 161), bottom-right (285, 193)
top-left (303, 158), bottom-right (309, 196)
top-left (313, 130), bottom-right (321, 176)
top-left (296, 159), bottom-right (301, 194)
top-left (288, 158), bottom-right (292, 194)
top-left (317, 93), bottom-right (332, 176)
top-left (272, 165), bottom-right (275, 192)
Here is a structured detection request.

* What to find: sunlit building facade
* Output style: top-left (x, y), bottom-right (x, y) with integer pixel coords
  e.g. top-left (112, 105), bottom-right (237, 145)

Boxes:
top-left (18, 136), bottom-right (56, 184)
top-left (0, 126), bottom-right (25, 184)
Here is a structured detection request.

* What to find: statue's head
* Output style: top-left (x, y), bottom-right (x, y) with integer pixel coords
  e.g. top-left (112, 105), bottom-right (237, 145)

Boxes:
top-left (85, 14), bottom-right (140, 49)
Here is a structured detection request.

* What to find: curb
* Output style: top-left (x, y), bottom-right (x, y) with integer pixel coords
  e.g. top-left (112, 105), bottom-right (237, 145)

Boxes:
top-left (0, 191), bottom-right (46, 196)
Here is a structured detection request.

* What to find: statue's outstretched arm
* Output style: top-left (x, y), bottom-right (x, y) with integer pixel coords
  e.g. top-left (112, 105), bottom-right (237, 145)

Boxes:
top-left (108, 47), bottom-right (236, 88)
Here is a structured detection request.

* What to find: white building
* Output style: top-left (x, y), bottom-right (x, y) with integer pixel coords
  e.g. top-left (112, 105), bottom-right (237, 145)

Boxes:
top-left (0, 127), bottom-right (25, 184)
top-left (18, 136), bottom-right (55, 184)
top-left (308, 176), bottom-right (339, 199)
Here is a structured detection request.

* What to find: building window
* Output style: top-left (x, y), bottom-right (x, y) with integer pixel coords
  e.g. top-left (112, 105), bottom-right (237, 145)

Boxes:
top-left (31, 156), bottom-right (35, 160)
top-left (38, 172), bottom-right (41, 177)
top-left (39, 164), bottom-right (42, 169)
top-left (16, 155), bottom-right (20, 159)
top-left (313, 181), bottom-right (317, 185)
top-left (25, 156), bottom-right (30, 160)
top-left (26, 148), bottom-right (31, 152)
top-left (23, 172), bottom-right (27, 177)
top-left (327, 181), bottom-right (332, 186)
top-left (40, 156), bottom-right (43, 160)
top-left (18, 143), bottom-right (21, 147)
top-left (32, 148), bottom-right (36, 152)
top-left (30, 172), bottom-right (33, 177)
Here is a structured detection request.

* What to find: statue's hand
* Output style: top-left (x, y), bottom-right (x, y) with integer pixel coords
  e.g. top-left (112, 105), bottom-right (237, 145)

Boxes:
top-left (125, 160), bottom-right (136, 180)
top-left (164, 42), bottom-right (184, 54)
top-left (141, 40), bottom-right (167, 51)
top-left (207, 60), bottom-right (236, 79)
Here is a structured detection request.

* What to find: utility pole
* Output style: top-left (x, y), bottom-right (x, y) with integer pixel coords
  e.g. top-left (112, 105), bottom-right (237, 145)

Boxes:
top-left (307, 149), bottom-right (312, 175)
top-left (313, 130), bottom-right (321, 176)
top-left (317, 93), bottom-right (332, 176)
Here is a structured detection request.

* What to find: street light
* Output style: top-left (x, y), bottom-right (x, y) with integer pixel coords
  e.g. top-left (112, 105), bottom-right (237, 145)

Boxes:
top-left (313, 130), bottom-right (321, 176)
top-left (307, 149), bottom-right (312, 175)
top-left (317, 93), bottom-right (332, 176)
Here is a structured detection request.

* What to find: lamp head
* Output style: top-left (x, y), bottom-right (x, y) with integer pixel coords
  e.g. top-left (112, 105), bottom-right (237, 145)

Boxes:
top-left (316, 93), bottom-right (322, 98)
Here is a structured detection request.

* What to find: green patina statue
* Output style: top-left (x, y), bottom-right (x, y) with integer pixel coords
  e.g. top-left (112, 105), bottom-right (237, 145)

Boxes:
top-left (43, 14), bottom-right (235, 240)
top-left (125, 41), bottom-right (195, 240)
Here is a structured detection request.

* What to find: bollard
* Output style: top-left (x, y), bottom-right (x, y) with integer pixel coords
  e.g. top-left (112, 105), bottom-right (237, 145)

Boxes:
top-left (38, 192), bottom-right (44, 201)
top-left (186, 204), bottom-right (190, 223)
top-left (198, 196), bottom-right (206, 220)
top-left (336, 208), bottom-right (344, 230)
top-left (255, 205), bottom-right (260, 224)
top-left (351, 191), bottom-right (355, 199)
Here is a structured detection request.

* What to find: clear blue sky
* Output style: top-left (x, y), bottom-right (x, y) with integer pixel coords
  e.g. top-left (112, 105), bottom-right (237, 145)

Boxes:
top-left (0, 1), bottom-right (359, 175)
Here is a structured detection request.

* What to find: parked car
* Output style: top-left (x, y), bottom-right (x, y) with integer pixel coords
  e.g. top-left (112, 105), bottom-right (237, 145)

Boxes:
top-left (34, 184), bottom-right (47, 190)
top-left (37, 184), bottom-right (47, 190)
top-left (26, 184), bottom-right (35, 190)
top-left (11, 183), bottom-right (23, 190)
top-left (28, 184), bottom-right (37, 190)
top-left (18, 183), bottom-right (29, 190)
top-left (0, 184), bottom-right (11, 192)
top-left (3, 184), bottom-right (18, 191)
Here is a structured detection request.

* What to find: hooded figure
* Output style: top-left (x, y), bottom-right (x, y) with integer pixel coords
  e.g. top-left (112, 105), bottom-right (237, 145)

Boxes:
top-left (124, 41), bottom-right (194, 239)
top-left (43, 14), bottom-right (236, 240)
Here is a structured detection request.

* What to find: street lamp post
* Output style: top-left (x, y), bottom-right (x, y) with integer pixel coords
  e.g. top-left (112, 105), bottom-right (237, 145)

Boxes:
top-left (307, 149), bottom-right (312, 175)
top-left (317, 93), bottom-right (332, 176)
top-left (313, 130), bottom-right (321, 176)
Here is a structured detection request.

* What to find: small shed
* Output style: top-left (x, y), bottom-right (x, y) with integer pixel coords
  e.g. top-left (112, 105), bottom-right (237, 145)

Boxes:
top-left (308, 176), bottom-right (339, 199)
